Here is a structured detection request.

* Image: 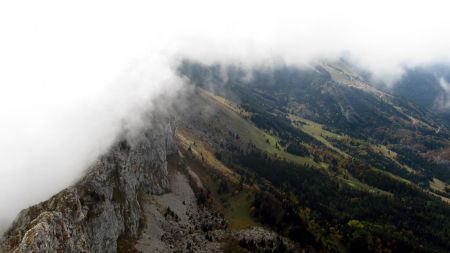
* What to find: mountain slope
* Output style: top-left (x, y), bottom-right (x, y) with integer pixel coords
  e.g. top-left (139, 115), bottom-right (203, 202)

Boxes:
top-left (1, 112), bottom-right (301, 252)
top-left (2, 60), bottom-right (450, 253)
top-left (0, 117), bottom-right (176, 252)
top-left (177, 60), bottom-right (450, 252)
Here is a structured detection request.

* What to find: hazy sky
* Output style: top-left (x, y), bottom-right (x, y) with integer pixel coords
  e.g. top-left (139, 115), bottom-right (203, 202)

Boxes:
top-left (2, 0), bottom-right (450, 231)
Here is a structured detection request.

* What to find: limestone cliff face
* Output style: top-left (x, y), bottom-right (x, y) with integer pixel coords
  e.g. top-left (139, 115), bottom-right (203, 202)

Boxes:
top-left (0, 118), bottom-right (176, 253)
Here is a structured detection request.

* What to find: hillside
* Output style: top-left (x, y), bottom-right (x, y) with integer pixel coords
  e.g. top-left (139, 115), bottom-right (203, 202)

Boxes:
top-left (176, 60), bottom-right (450, 252)
top-left (2, 60), bottom-right (450, 253)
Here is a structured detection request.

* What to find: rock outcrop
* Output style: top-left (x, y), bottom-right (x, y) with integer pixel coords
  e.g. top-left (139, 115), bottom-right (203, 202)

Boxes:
top-left (0, 117), bottom-right (176, 253)
top-left (134, 168), bottom-right (227, 253)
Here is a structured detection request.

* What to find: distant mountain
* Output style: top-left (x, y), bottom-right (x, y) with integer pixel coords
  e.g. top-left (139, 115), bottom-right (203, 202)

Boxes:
top-left (386, 64), bottom-right (450, 128)
top-left (391, 65), bottom-right (450, 110)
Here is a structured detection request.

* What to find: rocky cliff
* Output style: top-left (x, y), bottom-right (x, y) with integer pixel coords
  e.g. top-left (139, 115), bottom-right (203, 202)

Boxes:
top-left (0, 95), bottom-right (302, 253)
top-left (0, 117), bottom-right (176, 253)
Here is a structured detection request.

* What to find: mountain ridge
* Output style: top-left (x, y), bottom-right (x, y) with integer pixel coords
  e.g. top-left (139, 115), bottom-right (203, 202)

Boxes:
top-left (2, 60), bottom-right (450, 252)
top-left (0, 116), bottom-right (176, 252)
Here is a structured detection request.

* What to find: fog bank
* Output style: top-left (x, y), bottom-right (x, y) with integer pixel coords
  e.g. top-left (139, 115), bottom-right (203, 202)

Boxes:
top-left (2, 0), bottom-right (450, 231)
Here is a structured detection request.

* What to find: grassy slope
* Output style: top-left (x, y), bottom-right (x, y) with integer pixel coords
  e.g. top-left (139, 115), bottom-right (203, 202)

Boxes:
top-left (204, 90), bottom-right (321, 167)
top-left (181, 88), bottom-right (450, 219)
top-left (203, 90), bottom-right (425, 195)
top-left (174, 88), bottom-right (450, 253)
top-left (176, 125), bottom-right (258, 230)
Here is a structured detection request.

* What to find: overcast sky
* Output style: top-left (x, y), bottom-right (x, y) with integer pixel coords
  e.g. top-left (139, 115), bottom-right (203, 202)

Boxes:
top-left (1, 0), bottom-right (450, 231)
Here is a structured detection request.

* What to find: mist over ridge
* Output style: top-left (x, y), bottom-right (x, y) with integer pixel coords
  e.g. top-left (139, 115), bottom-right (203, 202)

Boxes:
top-left (2, 0), bottom-right (450, 233)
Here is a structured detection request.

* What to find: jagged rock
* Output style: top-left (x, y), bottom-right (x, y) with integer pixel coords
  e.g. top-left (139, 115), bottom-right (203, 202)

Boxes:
top-left (0, 112), bottom-right (297, 253)
top-left (232, 227), bottom-right (299, 252)
top-left (134, 168), bottom-right (226, 253)
top-left (1, 117), bottom-right (176, 253)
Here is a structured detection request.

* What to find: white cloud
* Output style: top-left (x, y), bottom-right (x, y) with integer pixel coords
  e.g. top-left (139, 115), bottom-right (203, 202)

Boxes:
top-left (2, 0), bottom-right (450, 230)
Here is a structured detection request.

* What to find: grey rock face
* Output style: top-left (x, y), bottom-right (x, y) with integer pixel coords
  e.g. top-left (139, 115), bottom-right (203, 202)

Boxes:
top-left (1, 118), bottom-right (176, 253)
top-left (135, 169), bottom-right (227, 253)
top-left (231, 227), bottom-right (299, 252)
